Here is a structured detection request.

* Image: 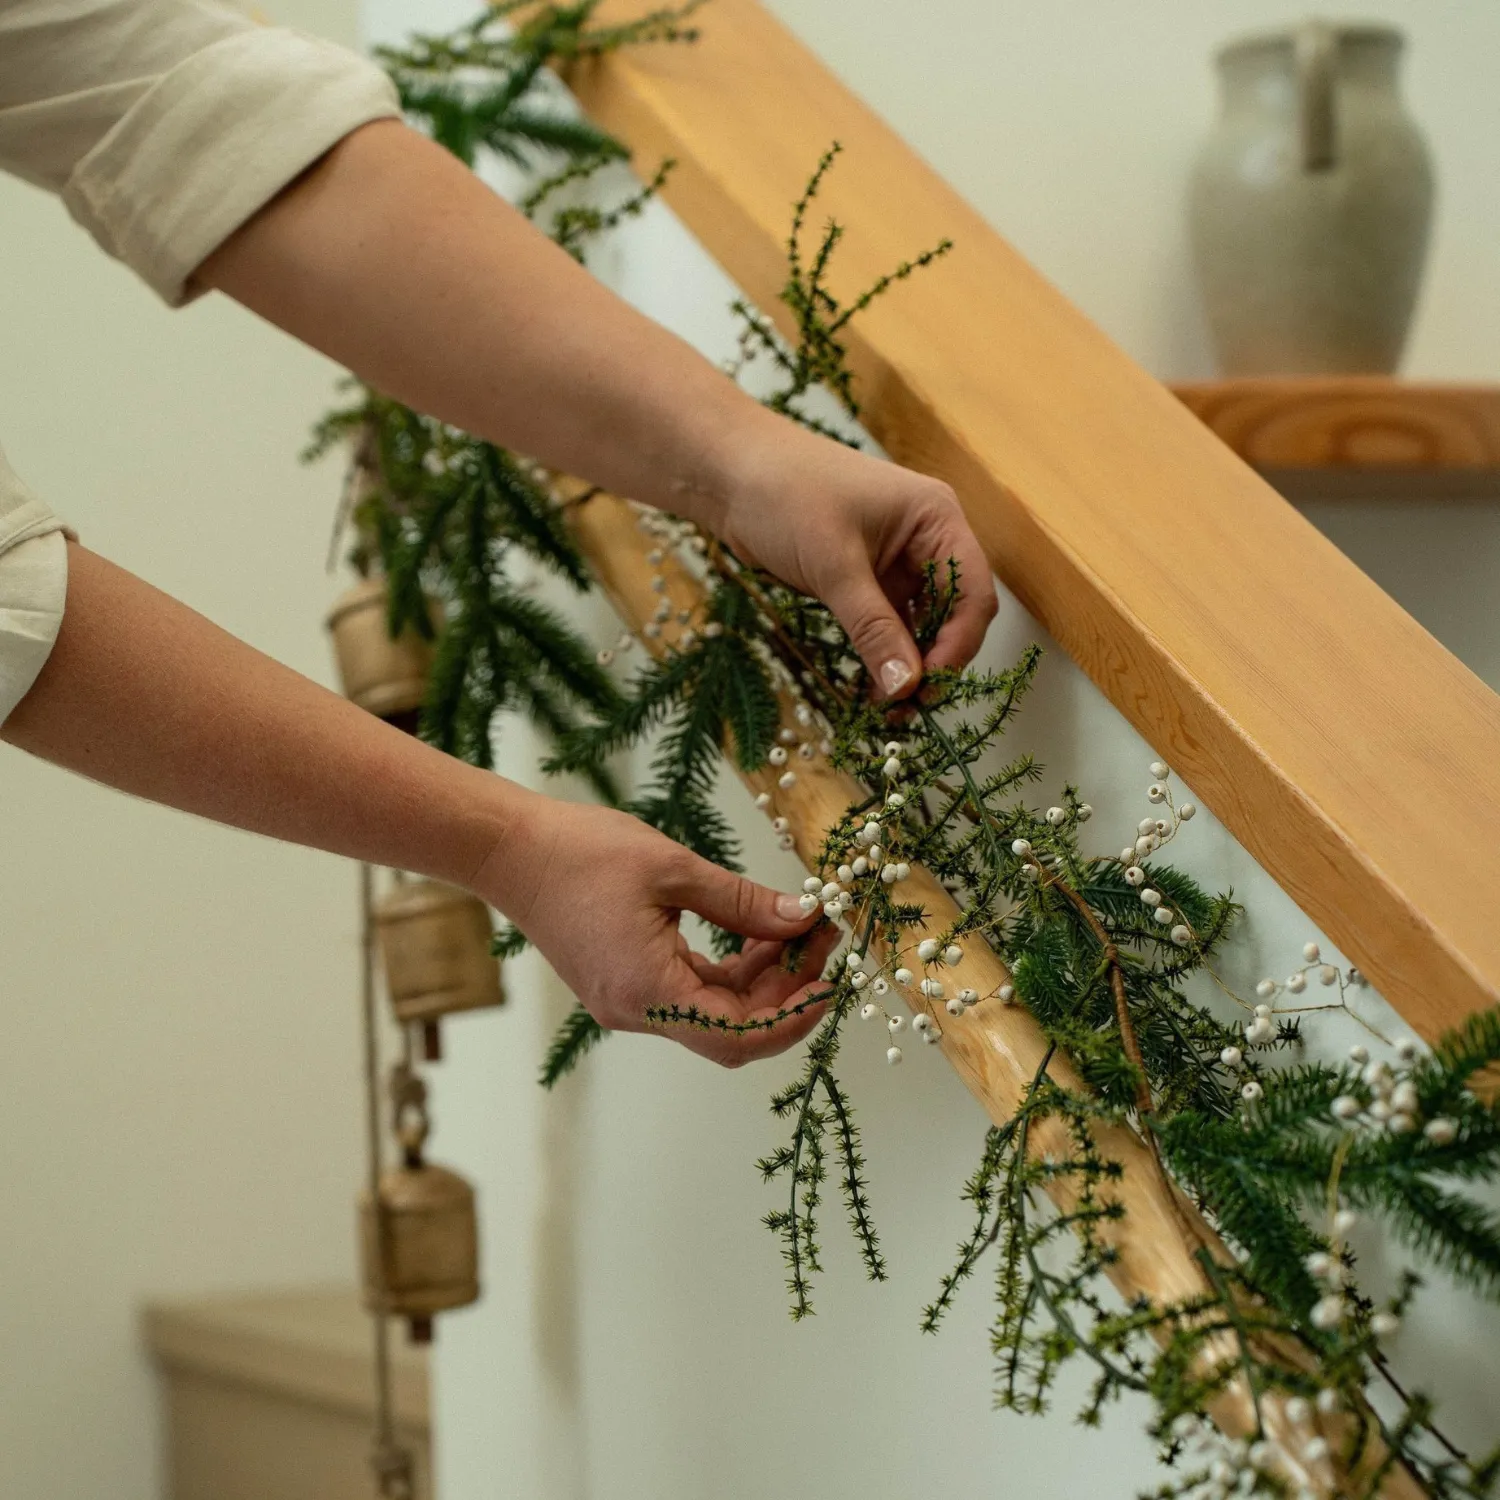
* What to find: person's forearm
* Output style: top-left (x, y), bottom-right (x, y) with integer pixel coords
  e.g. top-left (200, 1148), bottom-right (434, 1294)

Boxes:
top-left (2, 543), bottom-right (537, 893)
top-left (195, 119), bottom-right (771, 532)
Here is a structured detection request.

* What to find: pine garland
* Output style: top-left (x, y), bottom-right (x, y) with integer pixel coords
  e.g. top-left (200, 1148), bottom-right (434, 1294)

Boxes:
top-left (312, 10), bottom-right (1500, 1496)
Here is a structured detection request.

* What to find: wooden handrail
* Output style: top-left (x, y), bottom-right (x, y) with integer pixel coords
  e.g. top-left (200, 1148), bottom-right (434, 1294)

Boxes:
top-left (568, 0), bottom-right (1500, 1040)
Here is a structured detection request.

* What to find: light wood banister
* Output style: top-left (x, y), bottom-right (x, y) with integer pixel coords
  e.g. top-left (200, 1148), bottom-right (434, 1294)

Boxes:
top-left (567, 0), bottom-right (1500, 1040)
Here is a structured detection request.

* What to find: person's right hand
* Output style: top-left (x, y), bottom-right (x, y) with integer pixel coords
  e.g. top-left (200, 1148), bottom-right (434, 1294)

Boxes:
top-left (477, 794), bottom-right (840, 1067)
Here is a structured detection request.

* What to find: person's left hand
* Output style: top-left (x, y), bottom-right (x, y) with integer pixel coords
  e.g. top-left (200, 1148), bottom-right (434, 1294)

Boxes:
top-left (702, 415), bottom-right (999, 699)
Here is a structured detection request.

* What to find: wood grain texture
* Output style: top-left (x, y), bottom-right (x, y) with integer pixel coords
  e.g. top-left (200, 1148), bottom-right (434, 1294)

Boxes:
top-left (569, 487), bottom-right (1422, 1497)
top-left (1172, 379), bottom-right (1500, 472)
top-left (565, 0), bottom-right (1500, 1042)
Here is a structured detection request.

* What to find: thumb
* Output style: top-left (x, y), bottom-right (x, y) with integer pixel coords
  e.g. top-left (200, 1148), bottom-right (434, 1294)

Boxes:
top-left (825, 573), bottom-right (921, 700)
top-left (666, 855), bottom-right (817, 941)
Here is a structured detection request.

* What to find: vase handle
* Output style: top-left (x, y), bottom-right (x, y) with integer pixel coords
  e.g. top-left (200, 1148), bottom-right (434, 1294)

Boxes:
top-left (1295, 21), bottom-right (1337, 172)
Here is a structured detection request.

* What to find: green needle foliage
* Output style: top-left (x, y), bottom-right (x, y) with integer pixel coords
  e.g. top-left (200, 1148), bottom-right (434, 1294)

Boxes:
top-left (315, 10), bottom-right (1500, 1495)
top-left (377, 0), bottom-right (705, 168)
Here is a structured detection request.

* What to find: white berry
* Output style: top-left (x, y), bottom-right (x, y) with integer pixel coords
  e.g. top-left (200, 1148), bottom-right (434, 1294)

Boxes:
top-left (883, 757), bottom-right (902, 779)
top-left (1424, 1117), bottom-right (1457, 1145)
top-left (1333, 1208), bottom-right (1358, 1235)
top-left (1177, 802), bottom-right (1196, 821)
top-left (1170, 925), bottom-right (1191, 946)
top-left (945, 997), bottom-right (965, 1017)
top-left (1371, 1311), bottom-right (1401, 1338)
top-left (894, 968), bottom-right (914, 987)
top-left (886, 1046), bottom-right (903, 1066)
top-left (798, 894), bottom-right (819, 915)
top-left (768, 747), bottom-right (787, 766)
top-left (887, 1015), bottom-right (905, 1033)
top-left (1011, 838), bottom-right (1032, 857)
top-left (1220, 1046), bottom-right (1243, 1067)
top-left (1310, 1295), bottom-right (1345, 1330)
top-left (917, 938), bottom-right (939, 963)
top-left (1125, 866), bottom-right (1146, 887)
top-left (1147, 783), bottom-right (1167, 803)
top-left (1286, 972), bottom-right (1307, 994)
top-left (779, 771), bottom-right (797, 789)
top-left (1045, 806), bottom-right (1065, 826)
top-left (1331, 1095), bottom-right (1361, 1121)
top-left (859, 1003), bottom-right (878, 1021)
top-left (1241, 1081), bottom-right (1263, 1102)
top-left (943, 944), bottom-right (963, 966)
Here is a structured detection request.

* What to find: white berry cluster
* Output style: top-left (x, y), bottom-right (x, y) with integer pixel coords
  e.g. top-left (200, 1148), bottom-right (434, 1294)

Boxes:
top-left (1328, 1037), bottom-right (1455, 1146)
top-left (1169, 1403), bottom-right (1350, 1500)
top-left (1114, 762), bottom-right (1196, 948)
top-left (793, 798), bottom-right (914, 917)
top-left (1253, 940), bottom-right (1362, 1010)
top-left (852, 945), bottom-right (944, 1066)
top-left (854, 927), bottom-right (990, 1066)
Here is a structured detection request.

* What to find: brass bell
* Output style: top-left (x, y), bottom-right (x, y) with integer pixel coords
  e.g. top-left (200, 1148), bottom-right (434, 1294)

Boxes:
top-left (325, 576), bottom-right (437, 733)
top-left (375, 879), bottom-right (505, 1060)
top-left (359, 1159), bottom-right (480, 1344)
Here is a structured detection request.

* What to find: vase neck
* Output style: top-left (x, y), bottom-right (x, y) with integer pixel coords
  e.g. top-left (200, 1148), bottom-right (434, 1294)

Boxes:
top-left (1217, 25), bottom-right (1403, 114)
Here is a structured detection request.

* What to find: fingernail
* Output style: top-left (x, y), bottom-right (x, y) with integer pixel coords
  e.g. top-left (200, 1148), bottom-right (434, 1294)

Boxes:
top-left (776, 894), bottom-right (808, 921)
top-left (880, 658), bottom-right (915, 696)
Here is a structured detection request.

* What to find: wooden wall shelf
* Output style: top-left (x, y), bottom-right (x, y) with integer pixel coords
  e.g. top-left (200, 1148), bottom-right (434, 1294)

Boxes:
top-left (1171, 378), bottom-right (1500, 498)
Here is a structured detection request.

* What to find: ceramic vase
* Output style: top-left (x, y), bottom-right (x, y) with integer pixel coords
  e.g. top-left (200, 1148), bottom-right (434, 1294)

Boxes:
top-left (1189, 22), bottom-right (1434, 376)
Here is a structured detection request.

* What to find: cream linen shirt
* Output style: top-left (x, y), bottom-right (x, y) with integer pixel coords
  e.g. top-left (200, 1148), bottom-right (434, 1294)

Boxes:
top-left (0, 0), bottom-right (400, 722)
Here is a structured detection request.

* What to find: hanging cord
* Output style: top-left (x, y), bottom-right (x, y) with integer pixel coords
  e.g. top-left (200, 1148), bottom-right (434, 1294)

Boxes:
top-left (362, 862), bottom-right (417, 1500)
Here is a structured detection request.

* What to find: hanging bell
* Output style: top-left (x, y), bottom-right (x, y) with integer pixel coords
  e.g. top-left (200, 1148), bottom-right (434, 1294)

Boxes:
top-left (325, 577), bottom-right (437, 733)
top-left (359, 1159), bottom-right (480, 1344)
top-left (375, 879), bottom-right (505, 1060)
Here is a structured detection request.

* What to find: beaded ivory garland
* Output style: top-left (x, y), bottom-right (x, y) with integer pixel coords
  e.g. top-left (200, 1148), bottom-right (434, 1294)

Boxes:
top-left (312, 9), bottom-right (1500, 1498)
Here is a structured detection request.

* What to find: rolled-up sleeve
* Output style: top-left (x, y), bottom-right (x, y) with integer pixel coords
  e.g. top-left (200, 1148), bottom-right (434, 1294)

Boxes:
top-left (0, 0), bottom-right (401, 304)
top-left (0, 448), bottom-right (68, 726)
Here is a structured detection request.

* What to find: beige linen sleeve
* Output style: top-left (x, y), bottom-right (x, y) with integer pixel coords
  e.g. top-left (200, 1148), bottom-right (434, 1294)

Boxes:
top-left (0, 448), bottom-right (68, 726)
top-left (0, 0), bottom-right (401, 304)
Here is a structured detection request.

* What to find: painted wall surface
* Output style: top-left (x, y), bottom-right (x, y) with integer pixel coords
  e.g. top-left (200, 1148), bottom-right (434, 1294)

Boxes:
top-left (0, 4), bottom-right (370, 1497)
top-left (338, 5), bottom-right (1500, 1500)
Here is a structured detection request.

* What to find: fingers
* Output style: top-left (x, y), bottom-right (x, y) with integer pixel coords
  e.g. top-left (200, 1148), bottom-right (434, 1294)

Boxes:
top-left (900, 485), bottom-right (998, 676)
top-left (664, 924), bottom-right (840, 1067)
top-left (920, 512), bottom-right (998, 674)
top-left (822, 567), bottom-right (923, 701)
top-left (662, 854), bottom-right (819, 942)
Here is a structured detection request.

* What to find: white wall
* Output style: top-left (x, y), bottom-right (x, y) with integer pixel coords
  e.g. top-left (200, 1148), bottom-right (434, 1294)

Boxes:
top-left (343, 4), bottom-right (1500, 1500)
top-left (0, 4), bottom-right (372, 1498)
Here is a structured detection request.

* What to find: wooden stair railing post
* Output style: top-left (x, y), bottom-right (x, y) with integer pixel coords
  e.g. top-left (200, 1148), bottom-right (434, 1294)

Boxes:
top-left (564, 0), bottom-right (1500, 1042)
top-left (568, 486), bottom-right (1424, 1499)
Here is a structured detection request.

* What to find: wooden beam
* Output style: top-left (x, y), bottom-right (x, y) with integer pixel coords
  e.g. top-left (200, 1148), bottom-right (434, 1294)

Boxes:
top-left (568, 0), bottom-right (1500, 1040)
